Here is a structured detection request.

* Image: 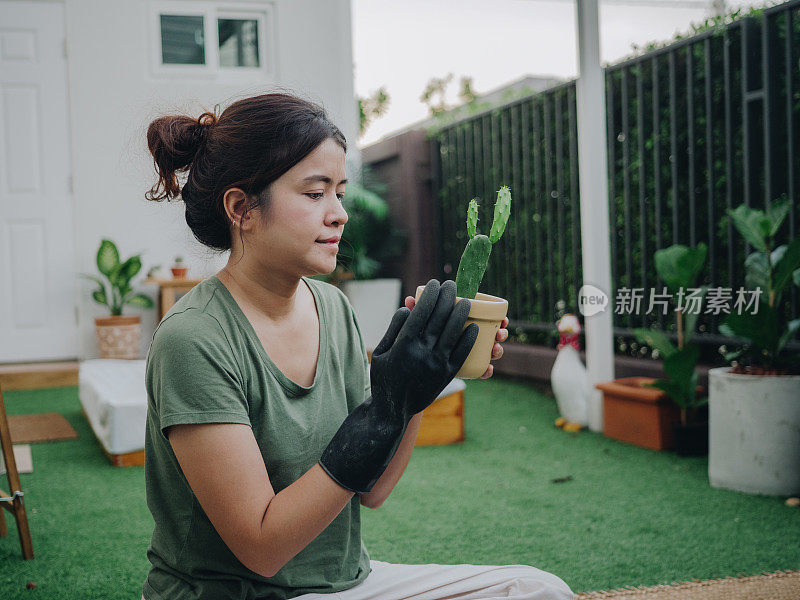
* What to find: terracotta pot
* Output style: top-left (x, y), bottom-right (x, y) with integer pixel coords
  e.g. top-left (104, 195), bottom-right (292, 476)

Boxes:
top-left (595, 377), bottom-right (681, 451)
top-left (171, 267), bottom-right (188, 278)
top-left (414, 286), bottom-right (508, 379)
top-left (94, 315), bottom-right (141, 359)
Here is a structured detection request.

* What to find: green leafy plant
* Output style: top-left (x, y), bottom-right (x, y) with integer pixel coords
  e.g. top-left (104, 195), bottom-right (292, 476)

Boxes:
top-left (634, 243), bottom-right (709, 425)
top-left (79, 239), bottom-right (154, 316)
top-left (717, 199), bottom-right (800, 373)
top-left (454, 186), bottom-right (511, 299)
top-left (322, 168), bottom-right (408, 282)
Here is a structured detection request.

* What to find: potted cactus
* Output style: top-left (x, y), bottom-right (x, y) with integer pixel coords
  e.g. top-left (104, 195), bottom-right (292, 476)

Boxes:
top-left (708, 199), bottom-right (800, 496)
top-left (171, 256), bottom-right (188, 278)
top-left (415, 186), bottom-right (511, 378)
top-left (79, 239), bottom-right (154, 359)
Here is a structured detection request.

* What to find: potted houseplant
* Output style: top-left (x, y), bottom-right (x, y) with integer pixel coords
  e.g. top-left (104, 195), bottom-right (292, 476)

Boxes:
top-left (708, 199), bottom-right (800, 495)
top-left (414, 186), bottom-right (511, 379)
top-left (327, 176), bottom-right (408, 352)
top-left (632, 243), bottom-right (709, 456)
top-left (171, 256), bottom-right (188, 278)
top-left (79, 239), bottom-right (154, 359)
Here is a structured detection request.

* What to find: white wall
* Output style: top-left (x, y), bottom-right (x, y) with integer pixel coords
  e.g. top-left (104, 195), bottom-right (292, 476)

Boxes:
top-left (65, 0), bottom-right (359, 359)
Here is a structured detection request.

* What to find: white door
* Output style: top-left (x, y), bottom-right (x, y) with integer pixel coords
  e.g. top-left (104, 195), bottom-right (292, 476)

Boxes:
top-left (0, 1), bottom-right (77, 362)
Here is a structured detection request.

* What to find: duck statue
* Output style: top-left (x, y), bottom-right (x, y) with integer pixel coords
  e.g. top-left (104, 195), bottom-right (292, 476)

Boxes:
top-left (550, 314), bottom-right (591, 432)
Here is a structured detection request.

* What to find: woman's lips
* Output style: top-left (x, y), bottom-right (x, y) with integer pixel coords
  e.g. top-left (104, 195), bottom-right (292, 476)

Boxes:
top-left (316, 240), bottom-right (339, 248)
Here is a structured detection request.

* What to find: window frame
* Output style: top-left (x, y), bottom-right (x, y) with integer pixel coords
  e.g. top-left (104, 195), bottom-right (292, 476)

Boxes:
top-left (149, 1), bottom-right (274, 82)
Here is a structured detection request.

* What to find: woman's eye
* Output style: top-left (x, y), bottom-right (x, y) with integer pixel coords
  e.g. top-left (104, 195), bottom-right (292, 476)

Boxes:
top-left (336, 193), bottom-right (345, 200)
top-left (305, 192), bottom-right (324, 200)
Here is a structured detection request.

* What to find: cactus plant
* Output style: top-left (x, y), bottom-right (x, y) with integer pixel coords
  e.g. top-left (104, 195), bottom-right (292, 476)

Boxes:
top-left (454, 186), bottom-right (511, 299)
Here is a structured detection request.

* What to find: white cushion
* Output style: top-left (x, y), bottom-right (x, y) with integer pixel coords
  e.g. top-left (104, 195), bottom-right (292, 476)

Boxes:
top-left (79, 359), bottom-right (147, 455)
top-left (77, 360), bottom-right (463, 455)
top-left (436, 377), bottom-right (465, 399)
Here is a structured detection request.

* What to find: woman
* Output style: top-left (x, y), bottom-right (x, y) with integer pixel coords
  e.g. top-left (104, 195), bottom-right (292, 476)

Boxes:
top-left (141, 93), bottom-right (573, 600)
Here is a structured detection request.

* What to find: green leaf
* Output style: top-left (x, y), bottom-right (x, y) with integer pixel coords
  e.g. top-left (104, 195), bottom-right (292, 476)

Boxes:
top-left (115, 256), bottom-right (142, 287)
top-left (767, 197), bottom-right (791, 237)
top-left (683, 285), bottom-right (707, 344)
top-left (777, 318), bottom-right (800, 354)
top-left (343, 182), bottom-right (388, 220)
top-left (96, 239), bottom-right (120, 278)
top-left (728, 205), bottom-right (770, 252)
top-left (722, 345), bottom-right (748, 362)
top-left (794, 268), bottom-right (800, 288)
top-left (663, 344), bottom-right (700, 389)
top-left (719, 305), bottom-right (780, 355)
top-left (744, 250), bottom-right (767, 292)
top-left (78, 273), bottom-right (107, 289)
top-left (125, 294), bottom-right (155, 309)
top-left (633, 328), bottom-right (676, 358)
top-left (654, 243), bottom-right (707, 293)
top-left (773, 238), bottom-right (800, 300)
top-left (91, 287), bottom-right (107, 307)
top-left (652, 345), bottom-right (700, 410)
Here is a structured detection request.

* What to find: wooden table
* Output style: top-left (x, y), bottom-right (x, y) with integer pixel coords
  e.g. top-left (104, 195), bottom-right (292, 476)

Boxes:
top-left (144, 277), bottom-right (206, 321)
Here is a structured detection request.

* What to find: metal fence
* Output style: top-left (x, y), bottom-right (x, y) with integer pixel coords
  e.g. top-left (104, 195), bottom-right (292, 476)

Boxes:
top-left (432, 0), bottom-right (800, 355)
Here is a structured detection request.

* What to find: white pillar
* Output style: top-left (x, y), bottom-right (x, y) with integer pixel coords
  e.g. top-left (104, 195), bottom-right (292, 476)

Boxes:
top-left (575, 0), bottom-right (614, 432)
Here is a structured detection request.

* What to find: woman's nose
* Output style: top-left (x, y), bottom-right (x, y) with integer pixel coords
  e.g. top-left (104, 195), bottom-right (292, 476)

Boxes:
top-left (331, 198), bottom-right (348, 224)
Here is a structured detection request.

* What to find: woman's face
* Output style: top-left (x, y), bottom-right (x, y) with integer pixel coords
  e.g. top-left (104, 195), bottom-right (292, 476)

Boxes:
top-left (249, 137), bottom-right (348, 278)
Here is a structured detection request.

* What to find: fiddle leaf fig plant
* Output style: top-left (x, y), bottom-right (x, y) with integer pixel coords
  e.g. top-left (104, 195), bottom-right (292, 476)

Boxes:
top-left (455, 186), bottom-right (511, 299)
top-left (79, 239), bottom-right (155, 316)
top-left (634, 242), bottom-right (709, 425)
top-left (330, 178), bottom-right (407, 282)
top-left (718, 199), bottom-right (800, 373)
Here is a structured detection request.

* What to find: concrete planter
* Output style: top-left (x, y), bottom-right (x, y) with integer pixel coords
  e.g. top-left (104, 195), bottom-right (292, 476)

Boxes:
top-left (341, 278), bottom-right (403, 353)
top-left (708, 366), bottom-right (800, 496)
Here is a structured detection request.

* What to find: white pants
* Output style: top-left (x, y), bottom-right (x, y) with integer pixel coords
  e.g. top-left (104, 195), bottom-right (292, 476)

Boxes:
top-left (295, 560), bottom-right (574, 600)
top-left (141, 560), bottom-right (574, 600)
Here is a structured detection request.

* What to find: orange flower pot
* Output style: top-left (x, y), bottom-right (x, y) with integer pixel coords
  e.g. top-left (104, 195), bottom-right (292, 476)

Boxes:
top-left (595, 377), bottom-right (680, 451)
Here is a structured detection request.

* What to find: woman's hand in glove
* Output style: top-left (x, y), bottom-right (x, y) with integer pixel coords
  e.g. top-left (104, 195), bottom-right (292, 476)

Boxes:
top-left (369, 279), bottom-right (479, 417)
top-left (402, 298), bottom-right (509, 380)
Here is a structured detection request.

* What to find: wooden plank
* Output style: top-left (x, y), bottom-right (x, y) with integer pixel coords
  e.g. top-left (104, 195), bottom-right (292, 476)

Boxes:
top-left (0, 361), bottom-right (79, 390)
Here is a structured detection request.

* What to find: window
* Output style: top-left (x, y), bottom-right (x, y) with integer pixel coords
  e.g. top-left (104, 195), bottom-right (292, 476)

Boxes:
top-left (151, 3), bottom-right (273, 80)
top-left (160, 15), bottom-right (205, 65)
top-left (218, 18), bottom-right (259, 67)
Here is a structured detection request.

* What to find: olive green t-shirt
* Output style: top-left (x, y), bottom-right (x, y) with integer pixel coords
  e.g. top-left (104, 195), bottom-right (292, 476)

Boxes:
top-left (142, 275), bottom-right (372, 600)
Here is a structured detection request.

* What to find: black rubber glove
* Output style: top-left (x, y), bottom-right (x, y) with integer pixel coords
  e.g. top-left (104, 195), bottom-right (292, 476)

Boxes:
top-left (319, 279), bottom-right (478, 494)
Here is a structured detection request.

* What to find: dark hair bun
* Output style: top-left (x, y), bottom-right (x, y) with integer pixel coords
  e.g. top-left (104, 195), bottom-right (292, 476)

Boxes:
top-left (145, 111), bottom-right (216, 201)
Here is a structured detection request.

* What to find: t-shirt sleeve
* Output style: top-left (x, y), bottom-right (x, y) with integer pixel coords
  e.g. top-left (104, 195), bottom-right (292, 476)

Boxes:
top-left (146, 311), bottom-right (251, 439)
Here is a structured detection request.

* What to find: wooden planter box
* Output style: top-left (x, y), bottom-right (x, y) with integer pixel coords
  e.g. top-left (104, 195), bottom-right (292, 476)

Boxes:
top-left (595, 377), bottom-right (680, 451)
top-left (415, 387), bottom-right (465, 446)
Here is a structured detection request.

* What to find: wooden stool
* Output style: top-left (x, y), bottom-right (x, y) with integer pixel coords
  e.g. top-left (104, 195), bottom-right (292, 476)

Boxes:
top-left (0, 386), bottom-right (33, 559)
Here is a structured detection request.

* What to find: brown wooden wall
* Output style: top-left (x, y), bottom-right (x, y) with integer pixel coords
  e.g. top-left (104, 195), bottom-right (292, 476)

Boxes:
top-left (361, 130), bottom-right (439, 301)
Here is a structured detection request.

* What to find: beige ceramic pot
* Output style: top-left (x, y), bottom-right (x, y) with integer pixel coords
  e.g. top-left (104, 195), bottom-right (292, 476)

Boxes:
top-left (94, 315), bottom-right (141, 359)
top-left (414, 286), bottom-right (508, 379)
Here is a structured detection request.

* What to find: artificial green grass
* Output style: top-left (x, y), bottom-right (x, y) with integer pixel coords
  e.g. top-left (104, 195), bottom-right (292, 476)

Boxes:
top-left (1, 378), bottom-right (798, 599)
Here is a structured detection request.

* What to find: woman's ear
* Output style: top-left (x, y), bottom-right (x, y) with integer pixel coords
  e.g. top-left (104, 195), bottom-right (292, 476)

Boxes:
top-left (222, 188), bottom-right (249, 228)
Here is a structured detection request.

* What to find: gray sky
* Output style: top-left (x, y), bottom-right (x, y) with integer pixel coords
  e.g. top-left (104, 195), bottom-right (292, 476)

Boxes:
top-left (352, 0), bottom-right (769, 146)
